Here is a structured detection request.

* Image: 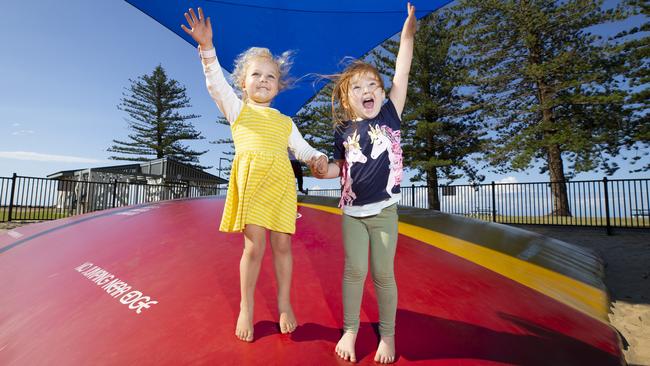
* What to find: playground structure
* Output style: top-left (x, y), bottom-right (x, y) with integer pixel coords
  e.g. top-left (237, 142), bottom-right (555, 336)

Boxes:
top-left (0, 195), bottom-right (624, 365)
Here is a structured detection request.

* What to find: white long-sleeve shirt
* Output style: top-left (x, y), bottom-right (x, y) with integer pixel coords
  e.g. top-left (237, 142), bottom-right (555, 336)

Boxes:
top-left (202, 57), bottom-right (325, 163)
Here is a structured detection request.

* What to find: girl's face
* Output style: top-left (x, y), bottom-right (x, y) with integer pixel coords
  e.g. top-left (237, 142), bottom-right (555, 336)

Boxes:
top-left (242, 58), bottom-right (280, 106)
top-left (346, 72), bottom-right (385, 120)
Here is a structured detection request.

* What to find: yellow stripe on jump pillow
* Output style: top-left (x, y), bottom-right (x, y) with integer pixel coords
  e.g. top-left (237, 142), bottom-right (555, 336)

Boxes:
top-left (298, 202), bottom-right (609, 322)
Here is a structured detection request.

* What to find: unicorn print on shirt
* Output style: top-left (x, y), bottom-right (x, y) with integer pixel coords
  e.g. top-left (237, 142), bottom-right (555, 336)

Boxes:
top-left (340, 130), bottom-right (367, 206)
top-left (368, 124), bottom-right (402, 198)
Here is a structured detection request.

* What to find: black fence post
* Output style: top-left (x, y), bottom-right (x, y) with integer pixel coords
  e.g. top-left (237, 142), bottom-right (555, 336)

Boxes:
top-left (112, 180), bottom-right (118, 208)
top-left (7, 173), bottom-right (17, 222)
top-left (491, 181), bottom-right (496, 222)
top-left (411, 184), bottom-right (415, 207)
top-left (603, 177), bottom-right (612, 236)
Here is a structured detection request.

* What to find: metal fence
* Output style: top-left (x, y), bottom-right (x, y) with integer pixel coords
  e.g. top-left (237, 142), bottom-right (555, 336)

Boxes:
top-left (0, 174), bottom-right (226, 222)
top-left (2, 174), bottom-right (648, 231)
top-left (309, 177), bottom-right (650, 231)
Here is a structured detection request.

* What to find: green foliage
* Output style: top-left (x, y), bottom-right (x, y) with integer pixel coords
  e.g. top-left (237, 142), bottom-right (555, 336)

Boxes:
top-left (294, 84), bottom-right (337, 156)
top-left (210, 117), bottom-right (235, 176)
top-left (289, 0), bottom-right (645, 211)
top-left (293, 84), bottom-right (338, 177)
top-left (375, 9), bottom-right (487, 189)
top-left (456, 0), bottom-right (633, 179)
top-left (109, 65), bottom-right (209, 169)
top-left (372, 9), bottom-right (488, 208)
top-left (613, 0), bottom-right (649, 171)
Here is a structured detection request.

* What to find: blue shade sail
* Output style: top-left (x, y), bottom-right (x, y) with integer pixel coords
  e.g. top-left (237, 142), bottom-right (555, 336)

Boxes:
top-left (125, 1), bottom-right (453, 116)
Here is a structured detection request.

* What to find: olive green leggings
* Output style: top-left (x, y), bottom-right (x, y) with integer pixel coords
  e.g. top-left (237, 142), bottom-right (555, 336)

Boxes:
top-left (341, 204), bottom-right (398, 337)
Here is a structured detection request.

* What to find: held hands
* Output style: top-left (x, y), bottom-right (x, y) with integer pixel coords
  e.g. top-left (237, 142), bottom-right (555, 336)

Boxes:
top-left (403, 2), bottom-right (417, 39)
top-left (309, 155), bottom-right (328, 179)
top-left (181, 7), bottom-right (213, 49)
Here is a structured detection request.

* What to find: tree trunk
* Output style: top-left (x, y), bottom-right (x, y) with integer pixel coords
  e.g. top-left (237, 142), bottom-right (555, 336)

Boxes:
top-left (426, 168), bottom-right (441, 210)
top-left (535, 60), bottom-right (572, 217)
top-left (547, 144), bottom-right (572, 216)
top-left (526, 28), bottom-right (573, 218)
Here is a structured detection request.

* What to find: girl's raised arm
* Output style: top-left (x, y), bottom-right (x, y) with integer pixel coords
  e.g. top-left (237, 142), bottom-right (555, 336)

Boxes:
top-left (389, 3), bottom-right (417, 117)
top-left (182, 8), bottom-right (242, 124)
top-left (181, 8), bottom-right (214, 60)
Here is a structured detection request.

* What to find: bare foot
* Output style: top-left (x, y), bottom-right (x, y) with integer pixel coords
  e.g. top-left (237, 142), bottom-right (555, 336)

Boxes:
top-left (279, 305), bottom-right (297, 334)
top-left (374, 336), bottom-right (395, 364)
top-left (235, 305), bottom-right (254, 342)
top-left (335, 331), bottom-right (358, 362)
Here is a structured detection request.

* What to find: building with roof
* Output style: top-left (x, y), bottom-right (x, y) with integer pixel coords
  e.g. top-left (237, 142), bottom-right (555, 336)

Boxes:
top-left (47, 158), bottom-right (227, 214)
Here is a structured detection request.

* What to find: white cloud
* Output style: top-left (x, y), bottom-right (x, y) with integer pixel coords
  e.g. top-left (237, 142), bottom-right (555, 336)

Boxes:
top-left (0, 151), bottom-right (106, 163)
top-left (496, 176), bottom-right (518, 184)
top-left (310, 185), bottom-right (321, 190)
top-left (11, 122), bottom-right (20, 127)
top-left (11, 129), bottom-right (35, 136)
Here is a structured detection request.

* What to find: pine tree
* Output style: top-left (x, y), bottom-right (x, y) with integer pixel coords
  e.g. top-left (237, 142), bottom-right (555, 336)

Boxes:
top-left (374, 9), bottom-right (486, 209)
top-left (614, 0), bottom-right (649, 172)
top-left (109, 65), bottom-right (209, 169)
top-left (292, 83), bottom-right (338, 179)
top-left (210, 117), bottom-right (235, 178)
top-left (294, 84), bottom-right (337, 155)
top-left (456, 0), bottom-right (630, 216)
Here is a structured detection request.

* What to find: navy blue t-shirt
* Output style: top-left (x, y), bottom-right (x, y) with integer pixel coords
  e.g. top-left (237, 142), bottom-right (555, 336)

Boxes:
top-left (334, 99), bottom-right (403, 207)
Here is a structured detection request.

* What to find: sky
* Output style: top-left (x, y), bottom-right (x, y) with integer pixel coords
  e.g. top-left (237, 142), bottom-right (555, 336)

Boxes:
top-left (0, 0), bottom-right (647, 190)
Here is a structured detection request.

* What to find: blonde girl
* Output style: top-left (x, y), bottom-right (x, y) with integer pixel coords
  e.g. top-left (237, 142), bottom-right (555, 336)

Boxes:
top-left (311, 3), bottom-right (417, 363)
top-left (182, 8), bottom-right (328, 343)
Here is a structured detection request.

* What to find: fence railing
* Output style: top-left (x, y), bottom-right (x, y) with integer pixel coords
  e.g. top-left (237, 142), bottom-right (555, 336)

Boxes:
top-left (2, 174), bottom-right (648, 231)
top-left (0, 174), bottom-right (226, 222)
top-left (309, 177), bottom-right (650, 231)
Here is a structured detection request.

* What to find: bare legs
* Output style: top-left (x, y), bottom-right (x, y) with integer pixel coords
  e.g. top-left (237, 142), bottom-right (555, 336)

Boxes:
top-left (270, 230), bottom-right (298, 333)
top-left (236, 224), bottom-right (266, 342)
top-left (236, 224), bottom-right (297, 342)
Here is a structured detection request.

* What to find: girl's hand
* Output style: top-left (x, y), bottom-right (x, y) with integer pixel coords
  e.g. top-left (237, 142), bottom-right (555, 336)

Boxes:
top-left (181, 7), bottom-right (213, 49)
top-left (308, 156), bottom-right (328, 178)
top-left (315, 156), bottom-right (328, 175)
top-left (307, 159), bottom-right (320, 178)
top-left (403, 2), bottom-right (417, 39)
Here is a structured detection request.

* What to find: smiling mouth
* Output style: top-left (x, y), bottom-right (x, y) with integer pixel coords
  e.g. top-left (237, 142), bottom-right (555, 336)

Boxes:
top-left (362, 98), bottom-right (374, 110)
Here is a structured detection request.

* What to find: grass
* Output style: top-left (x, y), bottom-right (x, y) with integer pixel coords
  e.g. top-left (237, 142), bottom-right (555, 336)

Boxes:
top-left (0, 207), bottom-right (71, 222)
top-left (458, 213), bottom-right (650, 228)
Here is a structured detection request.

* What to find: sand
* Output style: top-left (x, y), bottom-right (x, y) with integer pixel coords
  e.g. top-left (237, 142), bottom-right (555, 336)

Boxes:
top-left (514, 225), bottom-right (650, 366)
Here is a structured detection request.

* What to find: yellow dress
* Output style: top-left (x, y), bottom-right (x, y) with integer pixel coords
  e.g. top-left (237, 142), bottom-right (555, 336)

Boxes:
top-left (219, 104), bottom-right (297, 234)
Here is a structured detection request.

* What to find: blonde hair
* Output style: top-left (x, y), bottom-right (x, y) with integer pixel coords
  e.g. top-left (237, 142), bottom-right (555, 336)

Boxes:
top-left (231, 47), bottom-right (294, 101)
top-left (330, 60), bottom-right (385, 128)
